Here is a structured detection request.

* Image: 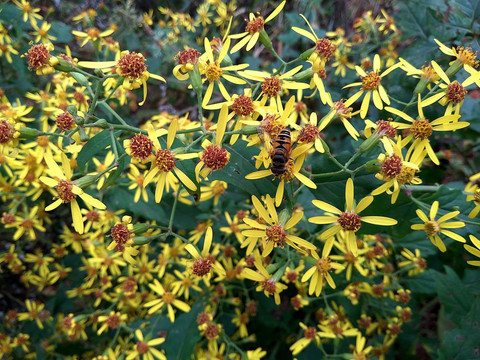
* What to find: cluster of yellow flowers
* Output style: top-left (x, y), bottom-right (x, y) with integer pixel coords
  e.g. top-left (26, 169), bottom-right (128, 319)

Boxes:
top-left (1, 0), bottom-right (480, 359)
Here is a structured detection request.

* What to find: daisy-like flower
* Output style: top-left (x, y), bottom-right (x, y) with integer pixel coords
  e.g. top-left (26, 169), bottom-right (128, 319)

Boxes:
top-left (241, 195), bottom-right (316, 257)
top-left (434, 38), bottom-right (479, 71)
top-left (40, 152), bottom-right (106, 234)
top-left (308, 178), bottom-right (397, 255)
top-left (242, 257), bottom-right (288, 305)
top-left (195, 104), bottom-right (231, 181)
top-left (13, 0), bottom-right (43, 27)
top-left (17, 300), bottom-right (51, 329)
top-left (318, 96), bottom-right (360, 140)
top-left (289, 322), bottom-right (335, 356)
top-left (410, 201), bottom-right (466, 252)
top-left (464, 235), bottom-right (480, 266)
top-left (301, 240), bottom-right (344, 296)
top-left (229, 1), bottom-right (286, 53)
top-left (199, 37), bottom-right (248, 108)
top-left (465, 172), bottom-right (480, 218)
top-left (78, 50), bottom-right (165, 106)
top-left (31, 21), bottom-right (57, 44)
top-left (72, 26), bottom-right (115, 47)
top-left (371, 136), bottom-right (424, 204)
top-left (363, 118), bottom-right (398, 154)
top-left (398, 248), bottom-right (427, 276)
top-left (297, 112), bottom-right (326, 153)
top-left (0, 43), bottom-right (19, 63)
top-left (144, 279), bottom-right (191, 322)
top-left (185, 226), bottom-right (226, 281)
top-left (386, 94), bottom-right (469, 165)
top-left (126, 329), bottom-right (166, 360)
top-left (24, 43), bottom-right (59, 76)
top-left (126, 164), bottom-right (149, 203)
top-left (96, 311), bottom-right (127, 335)
top-left (344, 54), bottom-right (401, 118)
top-left (143, 120), bottom-right (197, 203)
top-left (5, 206), bottom-right (45, 241)
top-left (106, 216), bottom-right (139, 265)
top-left (292, 14), bottom-right (337, 68)
top-left (238, 66), bottom-right (310, 109)
top-left (421, 61), bottom-right (480, 115)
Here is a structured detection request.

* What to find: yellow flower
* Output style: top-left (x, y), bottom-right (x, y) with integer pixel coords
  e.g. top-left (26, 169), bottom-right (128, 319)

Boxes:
top-left (411, 201), bottom-right (466, 252)
top-left (344, 54), bottom-right (401, 118)
top-left (289, 322), bottom-right (333, 356)
top-left (126, 329), bottom-right (166, 360)
top-left (143, 120), bottom-right (197, 203)
top-left (465, 172), bottom-right (480, 218)
top-left (386, 94), bottom-right (468, 165)
top-left (464, 235), bottom-right (480, 266)
top-left (31, 21), bottom-right (57, 44)
top-left (434, 38), bottom-right (479, 69)
top-left (308, 178), bottom-right (397, 255)
top-left (96, 311), bottom-right (127, 335)
top-left (72, 27), bottom-right (115, 47)
top-left (144, 279), bottom-right (191, 322)
top-left (40, 152), bottom-right (106, 234)
top-left (398, 248), bottom-right (427, 276)
top-left (229, 1), bottom-right (286, 53)
top-left (241, 195), bottom-right (316, 257)
top-left (13, 0), bottom-right (43, 27)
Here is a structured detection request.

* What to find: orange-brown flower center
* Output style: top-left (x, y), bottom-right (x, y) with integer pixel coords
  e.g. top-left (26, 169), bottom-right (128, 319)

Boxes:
top-left (26, 44), bottom-right (50, 70)
top-left (136, 341), bottom-right (149, 354)
top-left (110, 223), bottom-right (131, 252)
top-left (117, 52), bottom-right (147, 79)
top-left (205, 323), bottom-right (219, 340)
top-left (375, 119), bottom-right (396, 138)
top-left (205, 61), bottom-right (223, 82)
top-left (456, 46), bottom-right (479, 68)
top-left (55, 112), bottom-right (75, 131)
top-left (381, 153), bottom-right (403, 179)
top-left (129, 133), bottom-right (153, 160)
top-left (201, 145), bottom-right (230, 170)
top-left (445, 81), bottom-right (467, 104)
top-left (0, 120), bottom-right (14, 144)
top-left (86, 28), bottom-right (100, 39)
top-left (298, 124), bottom-right (320, 143)
top-left (155, 149), bottom-right (176, 172)
top-left (261, 76), bottom-right (282, 98)
top-left (192, 258), bottom-right (212, 277)
top-left (177, 49), bottom-right (201, 65)
top-left (162, 291), bottom-right (175, 304)
top-left (304, 326), bottom-right (316, 339)
top-left (106, 314), bottom-right (121, 329)
top-left (424, 220), bottom-right (440, 236)
top-left (411, 119), bottom-right (433, 140)
top-left (245, 17), bottom-right (264, 34)
top-left (57, 180), bottom-right (77, 203)
top-left (361, 71), bottom-right (381, 90)
top-left (232, 95), bottom-right (254, 117)
top-left (265, 224), bottom-right (286, 246)
top-left (315, 39), bottom-right (336, 61)
top-left (261, 278), bottom-right (276, 295)
top-left (338, 212), bottom-right (362, 232)
top-left (316, 257), bottom-right (332, 273)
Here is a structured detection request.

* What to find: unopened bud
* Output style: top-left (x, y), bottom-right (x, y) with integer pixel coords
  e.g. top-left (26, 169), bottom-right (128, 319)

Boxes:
top-left (74, 175), bottom-right (98, 189)
top-left (133, 223), bottom-right (150, 235)
top-left (70, 72), bottom-right (90, 88)
top-left (54, 58), bottom-right (74, 72)
top-left (132, 236), bottom-right (152, 246)
top-left (359, 134), bottom-right (381, 154)
top-left (66, 105), bottom-right (78, 117)
top-left (189, 68), bottom-right (203, 94)
top-left (259, 29), bottom-right (273, 51)
top-left (19, 127), bottom-right (42, 138)
top-left (289, 69), bottom-right (314, 82)
top-left (300, 47), bottom-right (315, 61)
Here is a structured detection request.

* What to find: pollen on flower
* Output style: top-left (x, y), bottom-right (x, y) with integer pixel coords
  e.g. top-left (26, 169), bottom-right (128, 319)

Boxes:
top-left (421, 64), bottom-right (439, 83)
top-left (298, 124), bottom-right (320, 143)
top-left (55, 112), bottom-right (75, 131)
top-left (86, 28), bottom-right (101, 39)
top-left (332, 100), bottom-right (353, 118)
top-left (338, 212), bottom-right (362, 232)
top-left (375, 119), bottom-right (396, 138)
top-left (265, 224), bottom-right (286, 247)
top-left (315, 39), bottom-right (336, 61)
top-left (261, 278), bottom-right (276, 295)
top-left (26, 44), bottom-right (50, 70)
top-left (0, 120), bottom-right (15, 144)
top-left (316, 257), bottom-right (332, 273)
top-left (155, 149), bottom-right (176, 172)
top-left (57, 180), bottom-right (77, 203)
top-left (110, 223), bottom-right (131, 251)
top-left (21, 219), bottom-right (34, 230)
top-left (260, 114), bottom-right (282, 138)
top-left (397, 166), bottom-right (416, 184)
top-left (316, 68), bottom-right (327, 79)
top-left (205, 61), bottom-right (223, 82)
top-left (177, 48), bottom-right (201, 65)
top-left (361, 71), bottom-right (381, 90)
top-left (197, 312), bottom-right (210, 325)
top-left (192, 258), bottom-right (212, 277)
top-left (381, 154), bottom-right (402, 179)
top-left (344, 252), bottom-right (356, 264)
top-left (201, 145), bottom-right (230, 170)
top-left (456, 46), bottom-right (479, 68)
top-left (445, 81), bottom-right (467, 104)
top-left (245, 16), bottom-right (264, 34)
top-left (136, 341), bottom-right (149, 354)
top-left (261, 76), bottom-right (282, 98)
top-left (117, 52), bottom-right (147, 79)
top-left (129, 133), bottom-right (154, 160)
top-left (232, 95), bottom-right (254, 117)
top-left (411, 119), bottom-right (433, 140)
top-left (162, 291), bottom-right (175, 304)
top-left (2, 213), bottom-right (15, 225)
top-left (37, 136), bottom-right (49, 148)
top-left (304, 326), bottom-right (316, 339)
top-left (424, 220), bottom-right (440, 236)
top-left (204, 323), bottom-right (219, 340)
top-left (106, 313), bottom-right (121, 329)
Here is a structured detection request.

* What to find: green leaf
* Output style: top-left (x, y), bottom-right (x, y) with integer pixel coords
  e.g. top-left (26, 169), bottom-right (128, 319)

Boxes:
top-left (102, 139), bottom-right (127, 190)
top-left (49, 20), bottom-right (73, 43)
top-left (433, 267), bottom-right (475, 314)
top-left (77, 130), bottom-right (120, 172)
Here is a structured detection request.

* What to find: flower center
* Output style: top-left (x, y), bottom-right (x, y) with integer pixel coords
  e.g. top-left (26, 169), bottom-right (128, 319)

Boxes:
top-left (424, 220), bottom-right (440, 236)
top-left (338, 212), bottom-right (362, 232)
top-left (261, 76), bottom-right (282, 98)
top-left (344, 252), bottom-right (356, 264)
top-left (111, 223), bottom-right (130, 252)
top-left (57, 180), bottom-right (77, 203)
top-left (261, 278), bottom-right (276, 295)
top-left (397, 167), bottom-right (415, 185)
top-left (205, 323), bottom-right (219, 340)
top-left (73, 91), bottom-right (85, 104)
top-left (21, 219), bottom-right (34, 229)
top-left (117, 52), bottom-right (147, 79)
top-left (192, 258), bottom-right (212, 277)
top-left (86, 210), bottom-right (100, 222)
top-left (232, 95), bottom-right (254, 117)
top-left (155, 149), bottom-right (176, 172)
top-left (245, 17), bottom-right (264, 34)
top-left (177, 48), bottom-right (201, 65)
top-left (333, 100), bottom-right (352, 118)
top-left (315, 38), bottom-right (336, 61)
top-left (376, 119), bottom-right (396, 138)
top-left (260, 114), bottom-right (282, 138)
top-left (106, 314), bottom-right (121, 329)
top-left (213, 182), bottom-right (226, 196)
top-left (456, 46), bottom-right (479, 68)
top-left (26, 44), bottom-right (50, 70)
top-left (0, 120), bottom-right (15, 144)
top-left (304, 326), bottom-right (316, 339)
top-left (162, 291), bottom-right (175, 304)
top-left (474, 189), bottom-right (480, 202)
top-left (411, 119), bottom-right (433, 140)
top-left (129, 133), bottom-right (154, 160)
top-left (316, 257), bottom-right (332, 273)
top-left (86, 27), bottom-right (100, 39)
top-left (381, 153), bottom-right (402, 179)
top-left (298, 124), bottom-right (320, 143)
top-left (136, 341), bottom-right (149, 354)
top-left (201, 145), bottom-right (230, 170)
top-left (55, 112), bottom-right (75, 131)
top-left (2, 213), bottom-right (15, 224)
top-left (445, 81), bottom-right (467, 104)
top-left (361, 71), bottom-right (381, 90)
top-left (205, 61), bottom-right (223, 82)
top-left (265, 224), bottom-right (286, 246)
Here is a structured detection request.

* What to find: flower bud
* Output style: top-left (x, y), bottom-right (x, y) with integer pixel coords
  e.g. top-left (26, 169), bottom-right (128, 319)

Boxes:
top-left (289, 69), bottom-right (314, 82)
top-left (359, 133), bottom-right (380, 154)
top-left (188, 68), bottom-right (203, 94)
top-left (78, 126), bottom-right (90, 142)
top-left (300, 47), bottom-right (315, 61)
top-left (132, 236), bottom-right (152, 246)
top-left (133, 223), bottom-right (150, 235)
top-left (241, 125), bottom-right (260, 135)
top-left (54, 57), bottom-right (74, 72)
top-left (259, 29), bottom-right (273, 51)
top-left (74, 175), bottom-right (98, 189)
top-left (19, 127), bottom-right (42, 138)
top-left (70, 72), bottom-right (90, 88)
top-left (66, 105), bottom-right (78, 117)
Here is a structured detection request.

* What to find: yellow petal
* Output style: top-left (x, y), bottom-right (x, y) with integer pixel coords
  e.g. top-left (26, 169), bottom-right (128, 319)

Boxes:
top-left (345, 178), bottom-right (354, 211)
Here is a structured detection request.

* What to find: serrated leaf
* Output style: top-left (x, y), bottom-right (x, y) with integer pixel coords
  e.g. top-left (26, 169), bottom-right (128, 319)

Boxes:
top-left (433, 267), bottom-right (475, 314)
top-left (77, 130), bottom-right (120, 172)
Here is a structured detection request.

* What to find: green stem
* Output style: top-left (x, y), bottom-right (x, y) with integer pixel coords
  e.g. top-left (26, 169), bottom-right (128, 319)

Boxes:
top-left (99, 102), bottom-right (128, 125)
top-left (168, 185), bottom-right (182, 231)
top-left (196, 91), bottom-right (207, 133)
top-left (88, 78), bottom-right (102, 117)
